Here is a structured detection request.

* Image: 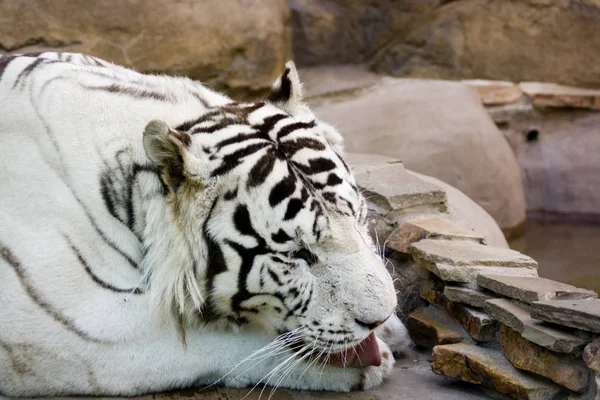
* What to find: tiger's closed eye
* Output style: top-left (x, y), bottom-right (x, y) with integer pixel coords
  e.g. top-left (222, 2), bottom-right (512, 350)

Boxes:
top-left (293, 248), bottom-right (318, 265)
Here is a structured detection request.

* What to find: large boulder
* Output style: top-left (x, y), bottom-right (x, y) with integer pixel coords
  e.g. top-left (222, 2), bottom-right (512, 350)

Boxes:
top-left (0, 0), bottom-right (291, 98)
top-left (309, 76), bottom-right (526, 233)
top-left (289, 0), bottom-right (600, 88)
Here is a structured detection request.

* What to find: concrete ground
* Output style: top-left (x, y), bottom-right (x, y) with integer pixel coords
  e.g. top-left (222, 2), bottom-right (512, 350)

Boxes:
top-left (5, 351), bottom-right (488, 400)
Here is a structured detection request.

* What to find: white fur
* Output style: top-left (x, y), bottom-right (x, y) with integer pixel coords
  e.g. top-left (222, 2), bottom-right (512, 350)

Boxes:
top-left (0, 53), bottom-right (409, 396)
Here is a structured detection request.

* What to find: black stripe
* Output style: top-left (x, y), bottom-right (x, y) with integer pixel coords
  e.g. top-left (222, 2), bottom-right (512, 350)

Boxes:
top-left (293, 157), bottom-right (337, 175)
top-left (0, 55), bottom-right (18, 81)
top-left (269, 169), bottom-right (297, 207)
top-left (284, 198), bottom-right (303, 220)
top-left (247, 151), bottom-right (277, 188)
top-left (66, 237), bottom-right (143, 294)
top-left (0, 244), bottom-right (103, 342)
top-left (271, 229), bottom-right (292, 243)
top-left (84, 83), bottom-right (168, 102)
top-left (280, 137), bottom-right (326, 155)
top-left (13, 58), bottom-right (45, 88)
top-left (276, 121), bottom-right (316, 140)
top-left (211, 142), bottom-right (271, 177)
top-left (202, 200), bottom-right (229, 322)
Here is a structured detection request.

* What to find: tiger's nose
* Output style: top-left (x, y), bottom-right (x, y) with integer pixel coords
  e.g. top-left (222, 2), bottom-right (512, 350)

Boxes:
top-left (355, 318), bottom-right (385, 330)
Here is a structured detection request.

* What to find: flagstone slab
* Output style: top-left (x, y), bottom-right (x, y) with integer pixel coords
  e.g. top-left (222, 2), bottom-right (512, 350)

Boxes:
top-left (462, 79), bottom-right (523, 105)
top-left (531, 299), bottom-right (600, 334)
top-left (501, 325), bottom-right (590, 392)
top-left (406, 307), bottom-right (465, 347)
top-left (484, 298), bottom-right (593, 354)
top-left (519, 82), bottom-right (600, 110)
top-left (410, 239), bottom-right (538, 268)
top-left (421, 263), bottom-right (538, 284)
top-left (444, 286), bottom-right (497, 308)
top-left (478, 274), bottom-right (597, 304)
top-left (386, 218), bottom-right (484, 253)
top-left (432, 343), bottom-right (563, 400)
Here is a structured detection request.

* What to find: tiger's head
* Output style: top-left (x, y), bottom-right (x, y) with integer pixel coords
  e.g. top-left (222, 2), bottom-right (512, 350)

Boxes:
top-left (142, 62), bottom-right (396, 358)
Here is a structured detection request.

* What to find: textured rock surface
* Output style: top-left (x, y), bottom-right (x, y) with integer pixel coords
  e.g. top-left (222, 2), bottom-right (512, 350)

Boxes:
top-left (410, 171), bottom-right (508, 249)
top-left (450, 305), bottom-right (499, 343)
top-left (386, 218), bottom-right (484, 254)
top-left (410, 239), bottom-right (537, 268)
top-left (290, 0), bottom-right (600, 88)
top-left (478, 275), bottom-right (597, 304)
top-left (407, 307), bottom-right (465, 347)
top-left (584, 338), bottom-right (600, 374)
top-left (531, 300), bottom-right (600, 334)
top-left (484, 298), bottom-right (592, 354)
top-left (344, 153), bottom-right (508, 248)
top-left (463, 80), bottom-right (523, 105)
top-left (501, 325), bottom-right (590, 392)
top-left (312, 79), bottom-right (526, 231)
top-left (520, 82), bottom-right (600, 110)
top-left (300, 65), bottom-right (381, 99)
top-left (502, 110), bottom-right (600, 218)
top-left (421, 284), bottom-right (498, 343)
top-left (422, 264), bottom-right (538, 284)
top-left (444, 286), bottom-right (497, 309)
top-left (0, 0), bottom-right (291, 98)
top-left (432, 343), bottom-right (563, 400)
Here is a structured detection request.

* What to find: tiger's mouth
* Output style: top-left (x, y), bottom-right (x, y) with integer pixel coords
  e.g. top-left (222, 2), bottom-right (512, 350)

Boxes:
top-left (319, 332), bottom-right (381, 368)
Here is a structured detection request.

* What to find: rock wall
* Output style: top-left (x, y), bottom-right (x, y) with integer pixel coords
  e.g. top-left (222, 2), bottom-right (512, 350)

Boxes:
top-left (0, 0), bottom-right (292, 99)
top-left (289, 0), bottom-right (600, 88)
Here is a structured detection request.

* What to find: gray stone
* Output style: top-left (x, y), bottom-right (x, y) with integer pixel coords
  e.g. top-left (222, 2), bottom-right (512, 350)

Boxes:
top-left (485, 100), bottom-right (535, 124)
top-left (531, 299), bottom-right (600, 334)
top-left (477, 274), bottom-right (597, 304)
top-left (444, 286), bottom-right (497, 308)
top-left (422, 263), bottom-right (538, 284)
top-left (501, 325), bottom-right (590, 393)
top-left (349, 161), bottom-right (447, 212)
top-left (410, 239), bottom-right (538, 269)
top-left (432, 343), bottom-right (564, 400)
top-left (386, 218), bottom-right (484, 254)
top-left (484, 298), bottom-right (593, 354)
top-left (584, 338), bottom-right (600, 374)
top-left (406, 306), bottom-right (466, 347)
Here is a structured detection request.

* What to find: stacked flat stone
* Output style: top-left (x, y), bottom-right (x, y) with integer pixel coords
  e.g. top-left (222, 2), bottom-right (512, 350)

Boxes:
top-left (388, 214), bottom-right (600, 399)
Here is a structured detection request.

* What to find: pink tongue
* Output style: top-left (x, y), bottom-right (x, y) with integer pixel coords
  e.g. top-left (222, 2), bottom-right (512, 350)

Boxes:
top-left (327, 332), bottom-right (381, 368)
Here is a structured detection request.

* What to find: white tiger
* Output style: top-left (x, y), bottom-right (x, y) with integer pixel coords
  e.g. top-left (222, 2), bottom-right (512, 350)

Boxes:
top-left (0, 52), bottom-right (411, 397)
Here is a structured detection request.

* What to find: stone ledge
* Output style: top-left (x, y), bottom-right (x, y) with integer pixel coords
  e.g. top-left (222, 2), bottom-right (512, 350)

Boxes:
top-left (477, 274), bottom-right (597, 304)
top-left (462, 79), bottom-right (523, 105)
top-left (432, 343), bottom-right (563, 400)
top-left (444, 286), bottom-right (497, 309)
top-left (420, 262), bottom-right (538, 284)
top-left (531, 299), bottom-right (600, 334)
top-left (386, 218), bottom-right (484, 254)
top-left (410, 239), bottom-right (538, 269)
top-left (484, 298), bottom-right (593, 354)
top-left (407, 307), bottom-right (465, 347)
top-left (501, 325), bottom-right (590, 393)
top-left (519, 82), bottom-right (600, 110)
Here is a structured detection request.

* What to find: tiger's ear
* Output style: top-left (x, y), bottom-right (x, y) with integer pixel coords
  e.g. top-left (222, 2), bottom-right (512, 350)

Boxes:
top-left (143, 120), bottom-right (192, 193)
top-left (267, 61), bottom-right (307, 116)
